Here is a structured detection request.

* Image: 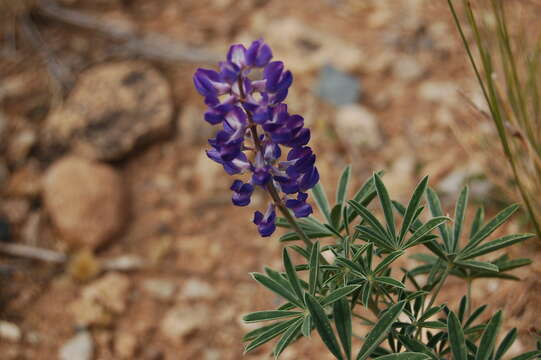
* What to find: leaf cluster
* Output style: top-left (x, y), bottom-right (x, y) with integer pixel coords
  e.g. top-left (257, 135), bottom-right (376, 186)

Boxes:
top-left (243, 169), bottom-right (537, 359)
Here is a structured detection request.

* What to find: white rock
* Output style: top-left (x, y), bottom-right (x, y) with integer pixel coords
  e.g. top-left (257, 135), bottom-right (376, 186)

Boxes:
top-left (160, 304), bottom-right (209, 341)
top-left (180, 278), bottom-right (216, 300)
top-left (335, 105), bottom-right (382, 149)
top-left (418, 81), bottom-right (458, 105)
top-left (102, 255), bottom-right (144, 272)
top-left (59, 331), bottom-right (94, 360)
top-left (393, 56), bottom-right (425, 81)
top-left (142, 279), bottom-right (176, 301)
top-left (0, 321), bottom-right (21, 342)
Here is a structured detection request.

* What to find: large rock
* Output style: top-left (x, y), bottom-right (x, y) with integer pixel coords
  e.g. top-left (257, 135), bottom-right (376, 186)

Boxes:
top-left (43, 156), bottom-right (125, 249)
top-left (45, 61), bottom-right (173, 161)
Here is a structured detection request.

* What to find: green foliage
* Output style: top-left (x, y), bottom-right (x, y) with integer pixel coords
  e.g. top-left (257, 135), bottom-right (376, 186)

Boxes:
top-left (244, 172), bottom-right (537, 358)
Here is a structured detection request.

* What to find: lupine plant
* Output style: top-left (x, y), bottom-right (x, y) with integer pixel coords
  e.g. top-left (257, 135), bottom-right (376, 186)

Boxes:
top-left (193, 40), bottom-right (541, 359)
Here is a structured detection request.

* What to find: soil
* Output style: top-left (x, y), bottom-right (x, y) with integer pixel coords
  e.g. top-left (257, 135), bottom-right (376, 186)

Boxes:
top-left (1, 0), bottom-right (540, 359)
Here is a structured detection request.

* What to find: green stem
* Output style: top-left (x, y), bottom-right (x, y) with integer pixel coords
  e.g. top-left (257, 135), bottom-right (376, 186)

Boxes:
top-left (466, 278), bottom-right (472, 317)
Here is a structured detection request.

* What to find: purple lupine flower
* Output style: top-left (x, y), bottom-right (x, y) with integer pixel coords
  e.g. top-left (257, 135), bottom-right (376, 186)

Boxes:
top-left (253, 204), bottom-right (277, 237)
top-left (231, 180), bottom-right (254, 206)
top-left (193, 39), bottom-right (319, 237)
top-left (286, 192), bottom-right (313, 218)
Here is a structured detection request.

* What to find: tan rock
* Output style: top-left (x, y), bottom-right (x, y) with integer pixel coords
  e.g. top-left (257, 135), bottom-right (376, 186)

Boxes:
top-left (335, 105), bottom-right (382, 150)
top-left (45, 61), bottom-right (173, 160)
top-left (160, 304), bottom-right (209, 341)
top-left (70, 298), bottom-right (112, 327)
top-left (43, 156), bottom-right (125, 249)
top-left (114, 332), bottom-right (138, 359)
top-left (82, 272), bottom-right (131, 314)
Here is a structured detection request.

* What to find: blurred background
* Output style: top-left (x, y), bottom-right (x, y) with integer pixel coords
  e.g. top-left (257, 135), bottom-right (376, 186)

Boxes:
top-left (1, 0), bottom-right (540, 359)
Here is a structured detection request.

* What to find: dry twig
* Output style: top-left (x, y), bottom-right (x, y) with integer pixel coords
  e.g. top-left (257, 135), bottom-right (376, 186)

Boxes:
top-left (36, 0), bottom-right (221, 64)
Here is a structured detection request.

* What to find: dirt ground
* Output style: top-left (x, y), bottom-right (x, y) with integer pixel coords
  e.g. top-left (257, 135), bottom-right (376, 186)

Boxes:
top-left (1, 0), bottom-right (540, 359)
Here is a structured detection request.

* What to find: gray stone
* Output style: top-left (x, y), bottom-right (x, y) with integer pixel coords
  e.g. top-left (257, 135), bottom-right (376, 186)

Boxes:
top-left (59, 331), bottom-right (94, 360)
top-left (316, 65), bottom-right (361, 106)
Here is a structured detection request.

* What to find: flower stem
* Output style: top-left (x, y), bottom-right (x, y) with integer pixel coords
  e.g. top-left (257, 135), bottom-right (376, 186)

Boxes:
top-left (237, 78), bottom-right (314, 250)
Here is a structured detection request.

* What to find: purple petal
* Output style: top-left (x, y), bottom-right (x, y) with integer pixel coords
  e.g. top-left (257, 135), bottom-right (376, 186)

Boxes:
top-left (227, 44), bottom-right (247, 68)
top-left (246, 39), bottom-right (273, 67)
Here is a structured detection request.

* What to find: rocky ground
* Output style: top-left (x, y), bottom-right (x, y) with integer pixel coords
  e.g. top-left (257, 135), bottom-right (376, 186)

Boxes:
top-left (1, 0), bottom-right (540, 359)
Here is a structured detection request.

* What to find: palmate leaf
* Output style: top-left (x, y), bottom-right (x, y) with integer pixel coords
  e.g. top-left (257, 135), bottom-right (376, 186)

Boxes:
top-left (309, 241), bottom-right (321, 295)
top-left (361, 282), bottom-right (372, 307)
top-left (334, 297), bottom-right (353, 360)
top-left (355, 225), bottom-right (396, 251)
top-left (397, 335), bottom-right (438, 360)
top-left (349, 200), bottom-right (390, 241)
top-left (331, 204), bottom-right (344, 229)
top-left (374, 251), bottom-right (404, 275)
top-left (305, 293), bottom-right (344, 360)
top-left (447, 311), bottom-right (468, 360)
top-left (301, 315), bottom-right (312, 338)
top-left (475, 310), bottom-right (503, 360)
top-left (344, 171), bottom-right (381, 228)
top-left (356, 301), bottom-right (406, 360)
top-left (453, 186), bottom-right (469, 252)
top-left (337, 165), bottom-right (352, 206)
top-left (470, 207), bottom-right (485, 238)
top-left (399, 176), bottom-right (429, 245)
top-left (465, 204), bottom-right (520, 251)
top-left (243, 310), bottom-right (303, 323)
top-left (374, 173), bottom-right (397, 242)
top-left (273, 317), bottom-right (303, 359)
top-left (251, 272), bottom-right (304, 309)
top-left (454, 260), bottom-right (499, 273)
top-left (374, 353), bottom-right (431, 360)
top-left (459, 233), bottom-right (534, 260)
top-left (375, 276), bottom-right (406, 289)
top-left (321, 285), bottom-right (361, 307)
top-left (280, 231), bottom-right (332, 242)
top-left (244, 318), bottom-right (299, 354)
top-left (405, 217), bottom-right (450, 249)
top-left (312, 182), bottom-right (332, 224)
top-left (426, 187), bottom-right (452, 251)
top-left (495, 328), bottom-right (517, 360)
top-left (464, 304), bottom-right (488, 328)
top-left (283, 248), bottom-right (304, 301)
